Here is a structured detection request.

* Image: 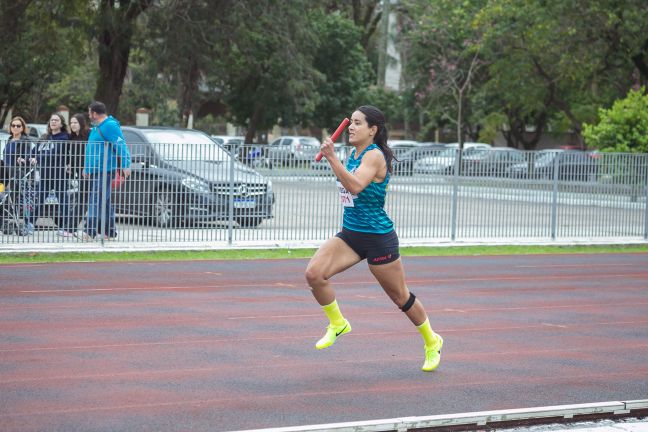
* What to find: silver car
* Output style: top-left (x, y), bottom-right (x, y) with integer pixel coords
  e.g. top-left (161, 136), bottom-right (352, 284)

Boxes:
top-left (414, 143), bottom-right (492, 175)
top-left (267, 136), bottom-right (320, 165)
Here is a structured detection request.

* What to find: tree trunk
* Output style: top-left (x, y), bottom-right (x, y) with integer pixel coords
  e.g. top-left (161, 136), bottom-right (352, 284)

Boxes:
top-left (93, 0), bottom-right (153, 116)
top-left (246, 105), bottom-right (264, 144)
top-left (179, 57), bottom-right (200, 128)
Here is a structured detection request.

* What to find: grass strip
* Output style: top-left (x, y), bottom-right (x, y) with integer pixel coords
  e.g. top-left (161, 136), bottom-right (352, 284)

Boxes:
top-left (1, 243), bottom-right (646, 264)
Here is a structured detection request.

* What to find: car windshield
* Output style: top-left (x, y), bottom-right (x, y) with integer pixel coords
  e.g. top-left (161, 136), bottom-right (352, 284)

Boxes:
top-left (299, 138), bottom-right (319, 147)
top-left (465, 148), bottom-right (489, 158)
top-left (435, 146), bottom-right (483, 158)
top-left (436, 148), bottom-right (459, 158)
top-left (141, 130), bottom-right (230, 161)
top-left (535, 151), bottom-right (559, 164)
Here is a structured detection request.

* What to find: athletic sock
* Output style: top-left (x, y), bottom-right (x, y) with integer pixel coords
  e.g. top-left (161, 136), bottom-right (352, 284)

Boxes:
top-left (417, 317), bottom-right (437, 347)
top-left (322, 299), bottom-right (346, 327)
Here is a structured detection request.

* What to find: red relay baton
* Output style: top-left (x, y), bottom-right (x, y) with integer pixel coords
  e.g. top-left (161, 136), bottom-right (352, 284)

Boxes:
top-left (315, 117), bottom-right (350, 162)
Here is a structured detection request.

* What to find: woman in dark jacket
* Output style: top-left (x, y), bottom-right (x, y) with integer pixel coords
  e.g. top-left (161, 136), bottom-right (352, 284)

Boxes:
top-left (59, 113), bottom-right (90, 236)
top-left (31, 112), bottom-right (70, 236)
top-left (3, 116), bottom-right (37, 233)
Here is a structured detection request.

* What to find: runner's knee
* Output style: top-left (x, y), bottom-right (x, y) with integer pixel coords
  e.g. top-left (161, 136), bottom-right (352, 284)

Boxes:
top-left (399, 292), bottom-right (416, 312)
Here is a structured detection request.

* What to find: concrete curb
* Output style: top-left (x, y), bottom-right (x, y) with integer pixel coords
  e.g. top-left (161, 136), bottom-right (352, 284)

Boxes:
top-left (229, 400), bottom-right (648, 432)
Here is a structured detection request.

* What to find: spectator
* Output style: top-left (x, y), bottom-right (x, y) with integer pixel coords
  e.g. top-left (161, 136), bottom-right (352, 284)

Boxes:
top-left (3, 116), bottom-right (36, 234)
top-left (78, 101), bottom-right (131, 241)
top-left (3, 116), bottom-right (33, 175)
top-left (58, 113), bottom-right (89, 236)
top-left (31, 112), bottom-right (70, 236)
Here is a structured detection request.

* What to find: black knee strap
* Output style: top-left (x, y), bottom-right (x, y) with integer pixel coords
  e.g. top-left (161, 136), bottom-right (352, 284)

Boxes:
top-left (400, 292), bottom-right (416, 312)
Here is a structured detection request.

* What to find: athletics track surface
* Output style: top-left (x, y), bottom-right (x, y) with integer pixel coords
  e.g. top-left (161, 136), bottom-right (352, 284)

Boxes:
top-left (1, 253), bottom-right (647, 431)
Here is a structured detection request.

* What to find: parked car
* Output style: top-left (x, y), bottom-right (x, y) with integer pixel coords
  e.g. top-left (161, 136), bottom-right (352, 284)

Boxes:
top-left (414, 143), bottom-right (492, 175)
top-left (393, 143), bottom-right (448, 176)
top-left (506, 149), bottom-right (599, 182)
top-left (310, 144), bottom-right (347, 171)
top-left (211, 135), bottom-right (245, 153)
top-left (388, 140), bottom-right (421, 159)
top-left (117, 126), bottom-right (274, 228)
top-left (267, 136), bottom-right (320, 165)
top-left (462, 147), bottom-right (527, 177)
top-left (27, 123), bottom-right (47, 139)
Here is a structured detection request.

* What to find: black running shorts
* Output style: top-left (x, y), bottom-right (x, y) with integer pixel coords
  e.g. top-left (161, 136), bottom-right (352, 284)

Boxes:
top-left (335, 228), bottom-right (400, 265)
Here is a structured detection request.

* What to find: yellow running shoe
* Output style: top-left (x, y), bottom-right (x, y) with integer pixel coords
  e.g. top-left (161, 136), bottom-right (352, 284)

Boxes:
top-left (422, 334), bottom-right (443, 372)
top-left (315, 320), bottom-right (351, 350)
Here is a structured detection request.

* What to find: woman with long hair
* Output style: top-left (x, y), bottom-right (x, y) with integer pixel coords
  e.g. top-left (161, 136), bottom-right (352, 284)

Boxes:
top-left (59, 113), bottom-right (90, 236)
top-left (305, 105), bottom-right (443, 372)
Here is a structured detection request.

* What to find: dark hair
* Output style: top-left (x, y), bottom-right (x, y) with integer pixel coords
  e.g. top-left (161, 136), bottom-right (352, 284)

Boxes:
top-left (88, 101), bottom-right (107, 115)
top-left (356, 105), bottom-right (395, 173)
top-left (46, 112), bottom-right (68, 136)
top-left (70, 113), bottom-right (89, 141)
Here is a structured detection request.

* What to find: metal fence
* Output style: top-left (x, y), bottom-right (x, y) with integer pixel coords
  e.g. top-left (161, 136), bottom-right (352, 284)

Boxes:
top-left (1, 141), bottom-right (647, 249)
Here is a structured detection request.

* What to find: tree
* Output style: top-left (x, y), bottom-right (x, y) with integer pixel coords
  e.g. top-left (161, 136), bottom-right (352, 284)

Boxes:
top-left (0, 0), bottom-right (84, 123)
top-left (324, 0), bottom-right (383, 52)
top-left (219, 0), bottom-right (322, 143)
top-left (401, 0), bottom-right (486, 145)
top-left (476, 0), bottom-right (648, 149)
top-left (583, 87), bottom-right (648, 153)
top-left (93, 0), bottom-right (153, 116)
top-left (142, 0), bottom-right (230, 127)
top-left (309, 11), bottom-right (375, 131)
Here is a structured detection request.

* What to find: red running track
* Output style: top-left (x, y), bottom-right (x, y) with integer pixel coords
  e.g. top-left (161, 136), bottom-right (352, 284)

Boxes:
top-left (1, 253), bottom-right (647, 431)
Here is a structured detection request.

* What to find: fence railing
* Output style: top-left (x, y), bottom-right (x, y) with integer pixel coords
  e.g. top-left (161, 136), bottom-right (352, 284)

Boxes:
top-left (1, 141), bottom-right (647, 249)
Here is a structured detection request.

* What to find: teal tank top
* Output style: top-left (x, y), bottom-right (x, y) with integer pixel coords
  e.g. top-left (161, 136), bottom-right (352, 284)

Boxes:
top-left (340, 144), bottom-right (394, 233)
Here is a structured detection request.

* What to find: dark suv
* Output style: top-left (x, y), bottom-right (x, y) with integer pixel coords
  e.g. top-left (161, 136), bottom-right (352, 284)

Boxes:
top-left (117, 127), bottom-right (274, 227)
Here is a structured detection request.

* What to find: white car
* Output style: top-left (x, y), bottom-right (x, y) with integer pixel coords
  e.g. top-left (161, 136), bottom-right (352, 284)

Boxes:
top-left (414, 143), bottom-right (491, 175)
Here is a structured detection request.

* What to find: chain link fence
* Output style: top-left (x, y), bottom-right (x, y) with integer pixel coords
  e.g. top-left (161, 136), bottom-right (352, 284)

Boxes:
top-left (1, 140), bottom-right (647, 249)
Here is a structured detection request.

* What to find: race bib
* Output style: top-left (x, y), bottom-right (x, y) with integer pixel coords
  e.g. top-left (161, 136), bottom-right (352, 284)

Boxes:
top-left (336, 181), bottom-right (357, 207)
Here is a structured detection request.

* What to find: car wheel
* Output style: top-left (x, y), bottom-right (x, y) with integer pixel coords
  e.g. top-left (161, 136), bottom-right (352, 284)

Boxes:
top-left (152, 189), bottom-right (181, 227)
top-left (235, 217), bottom-right (263, 228)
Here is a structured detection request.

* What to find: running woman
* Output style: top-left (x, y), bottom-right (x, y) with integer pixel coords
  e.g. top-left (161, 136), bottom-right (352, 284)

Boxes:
top-left (305, 105), bottom-right (443, 372)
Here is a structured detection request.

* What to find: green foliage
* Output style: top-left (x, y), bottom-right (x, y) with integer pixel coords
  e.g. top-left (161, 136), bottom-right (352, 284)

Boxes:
top-left (401, 0), bottom-right (486, 140)
top-left (475, 0), bottom-right (648, 147)
top-left (0, 0), bottom-right (89, 122)
top-left (582, 87), bottom-right (648, 153)
top-left (221, 0), bottom-right (322, 135)
top-left (478, 112), bottom-right (507, 144)
top-left (44, 57), bottom-right (97, 116)
top-left (118, 47), bottom-right (178, 125)
top-left (354, 86), bottom-right (404, 126)
top-left (310, 11), bottom-right (375, 128)
top-left (2, 0), bottom-right (648, 149)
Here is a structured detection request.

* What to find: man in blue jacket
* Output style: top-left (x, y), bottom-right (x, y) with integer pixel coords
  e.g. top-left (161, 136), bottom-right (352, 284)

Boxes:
top-left (79, 101), bottom-right (131, 240)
